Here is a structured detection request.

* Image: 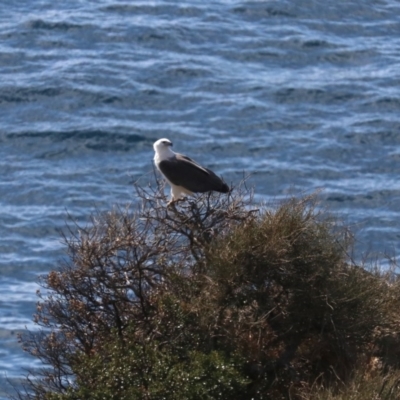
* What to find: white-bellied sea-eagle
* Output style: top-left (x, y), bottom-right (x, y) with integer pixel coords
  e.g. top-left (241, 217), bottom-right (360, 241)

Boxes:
top-left (153, 138), bottom-right (229, 204)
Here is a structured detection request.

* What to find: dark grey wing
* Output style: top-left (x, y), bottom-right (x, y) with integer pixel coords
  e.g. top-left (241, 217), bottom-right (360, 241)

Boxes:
top-left (175, 153), bottom-right (210, 174)
top-left (158, 154), bottom-right (229, 193)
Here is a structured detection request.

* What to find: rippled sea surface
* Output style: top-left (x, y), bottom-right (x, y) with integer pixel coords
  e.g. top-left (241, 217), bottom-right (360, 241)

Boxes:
top-left (1, 0), bottom-right (400, 395)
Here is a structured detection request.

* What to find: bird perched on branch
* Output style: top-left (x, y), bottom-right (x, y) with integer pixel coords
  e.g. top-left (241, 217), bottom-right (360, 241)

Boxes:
top-left (153, 138), bottom-right (229, 205)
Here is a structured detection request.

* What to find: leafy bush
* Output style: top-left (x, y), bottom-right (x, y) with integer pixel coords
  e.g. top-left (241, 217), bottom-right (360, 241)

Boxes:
top-left (44, 336), bottom-right (249, 400)
top-left (15, 184), bottom-right (400, 400)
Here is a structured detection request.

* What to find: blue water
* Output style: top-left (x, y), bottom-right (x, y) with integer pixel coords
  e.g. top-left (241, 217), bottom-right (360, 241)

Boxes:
top-left (1, 0), bottom-right (400, 396)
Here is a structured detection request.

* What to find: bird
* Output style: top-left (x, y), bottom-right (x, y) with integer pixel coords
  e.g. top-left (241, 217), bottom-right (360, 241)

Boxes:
top-left (153, 138), bottom-right (229, 204)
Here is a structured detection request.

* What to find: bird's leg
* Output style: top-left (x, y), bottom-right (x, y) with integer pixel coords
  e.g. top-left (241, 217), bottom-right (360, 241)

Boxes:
top-left (167, 190), bottom-right (176, 207)
top-left (167, 199), bottom-right (175, 207)
top-left (167, 197), bottom-right (186, 207)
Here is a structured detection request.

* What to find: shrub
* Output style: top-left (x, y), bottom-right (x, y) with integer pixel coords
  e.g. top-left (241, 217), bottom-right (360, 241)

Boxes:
top-left (44, 336), bottom-right (249, 400)
top-left (15, 184), bottom-right (400, 400)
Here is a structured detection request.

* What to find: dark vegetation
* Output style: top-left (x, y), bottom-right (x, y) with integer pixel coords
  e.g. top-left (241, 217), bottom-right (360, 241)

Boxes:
top-left (14, 183), bottom-right (400, 399)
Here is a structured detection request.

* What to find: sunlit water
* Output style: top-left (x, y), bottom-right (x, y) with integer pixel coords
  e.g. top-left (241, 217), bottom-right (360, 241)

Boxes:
top-left (1, 0), bottom-right (400, 396)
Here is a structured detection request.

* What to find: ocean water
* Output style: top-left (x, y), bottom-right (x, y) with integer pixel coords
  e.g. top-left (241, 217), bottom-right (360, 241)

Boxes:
top-left (1, 0), bottom-right (400, 396)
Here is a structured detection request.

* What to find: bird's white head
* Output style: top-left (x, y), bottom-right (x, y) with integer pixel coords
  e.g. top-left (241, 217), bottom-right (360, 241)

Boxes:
top-left (153, 138), bottom-right (174, 161)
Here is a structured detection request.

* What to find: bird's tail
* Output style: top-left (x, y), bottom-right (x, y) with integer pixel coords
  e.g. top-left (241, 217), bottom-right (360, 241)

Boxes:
top-left (218, 180), bottom-right (230, 193)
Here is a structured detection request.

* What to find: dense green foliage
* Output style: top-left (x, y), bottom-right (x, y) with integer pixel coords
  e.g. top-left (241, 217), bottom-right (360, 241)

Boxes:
top-left (15, 185), bottom-right (400, 399)
top-left (45, 343), bottom-right (249, 400)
